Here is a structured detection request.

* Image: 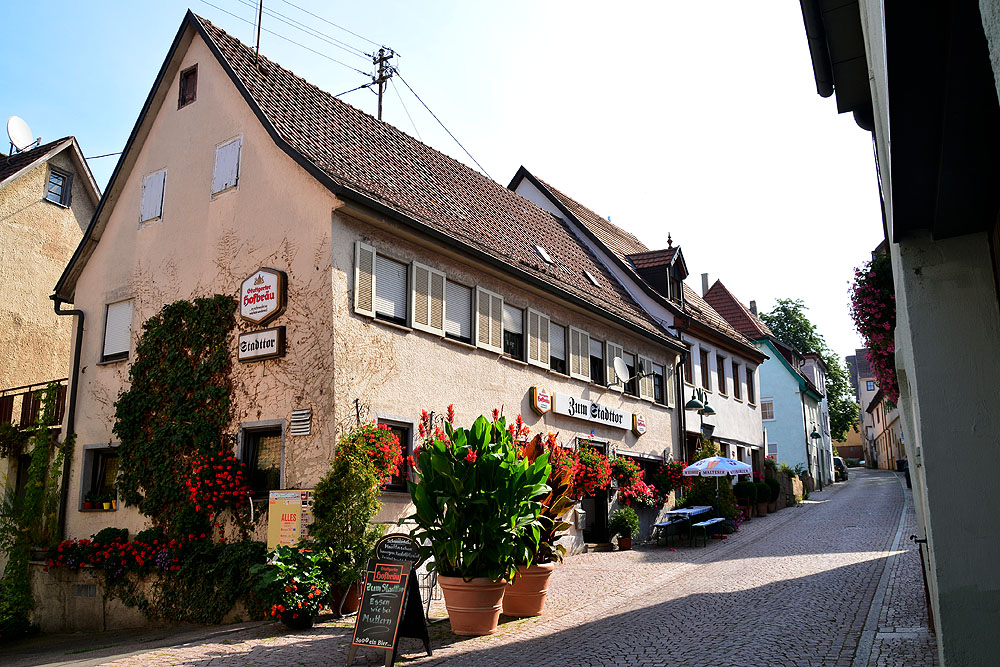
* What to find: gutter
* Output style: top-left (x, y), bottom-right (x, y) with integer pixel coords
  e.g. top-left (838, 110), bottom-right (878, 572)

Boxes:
top-left (52, 296), bottom-right (84, 539)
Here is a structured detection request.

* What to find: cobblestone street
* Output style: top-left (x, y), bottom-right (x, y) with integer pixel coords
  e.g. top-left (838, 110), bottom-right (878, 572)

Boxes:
top-left (1, 469), bottom-right (936, 667)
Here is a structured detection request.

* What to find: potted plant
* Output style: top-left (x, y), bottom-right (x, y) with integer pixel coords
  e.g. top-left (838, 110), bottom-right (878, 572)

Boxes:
top-left (765, 478), bottom-right (780, 513)
top-left (83, 491), bottom-right (97, 510)
top-left (609, 507), bottom-right (639, 550)
top-left (733, 480), bottom-right (755, 518)
top-left (250, 545), bottom-right (331, 629)
top-left (754, 481), bottom-right (771, 517)
top-left (410, 412), bottom-right (550, 636)
top-left (309, 422), bottom-right (400, 614)
top-left (610, 456), bottom-right (641, 488)
top-left (504, 433), bottom-right (576, 618)
top-left (574, 444), bottom-right (612, 497)
top-left (100, 493), bottom-right (112, 511)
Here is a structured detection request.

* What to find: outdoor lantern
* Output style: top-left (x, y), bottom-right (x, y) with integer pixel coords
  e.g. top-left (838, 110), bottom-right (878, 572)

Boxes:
top-left (810, 425), bottom-right (821, 439)
top-left (685, 389), bottom-right (704, 411)
top-left (700, 401), bottom-right (717, 417)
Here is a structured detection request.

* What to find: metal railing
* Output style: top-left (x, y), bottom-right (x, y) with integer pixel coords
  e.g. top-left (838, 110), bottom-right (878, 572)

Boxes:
top-left (0, 379), bottom-right (68, 428)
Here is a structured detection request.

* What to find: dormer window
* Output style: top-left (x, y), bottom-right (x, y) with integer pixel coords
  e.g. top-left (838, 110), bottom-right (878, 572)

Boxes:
top-left (534, 245), bottom-right (553, 264)
top-left (584, 270), bottom-right (600, 287)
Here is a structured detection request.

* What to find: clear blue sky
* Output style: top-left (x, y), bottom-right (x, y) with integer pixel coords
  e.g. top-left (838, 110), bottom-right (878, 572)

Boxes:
top-left (1, 1), bottom-right (883, 361)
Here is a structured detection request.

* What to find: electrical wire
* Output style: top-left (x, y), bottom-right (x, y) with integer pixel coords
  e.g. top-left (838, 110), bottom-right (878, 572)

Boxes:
top-left (389, 75), bottom-right (421, 141)
top-left (233, 0), bottom-right (369, 59)
top-left (335, 82), bottom-right (376, 98)
top-left (84, 152), bottom-right (123, 160)
top-left (395, 72), bottom-right (492, 180)
top-left (199, 0), bottom-right (372, 77)
top-left (279, 0), bottom-right (384, 50)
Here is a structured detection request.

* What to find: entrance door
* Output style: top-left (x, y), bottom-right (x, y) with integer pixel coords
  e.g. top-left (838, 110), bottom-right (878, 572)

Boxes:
top-left (580, 441), bottom-right (609, 543)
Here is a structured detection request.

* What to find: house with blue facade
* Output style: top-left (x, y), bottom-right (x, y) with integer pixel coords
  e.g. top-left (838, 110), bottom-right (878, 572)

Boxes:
top-left (704, 280), bottom-right (833, 488)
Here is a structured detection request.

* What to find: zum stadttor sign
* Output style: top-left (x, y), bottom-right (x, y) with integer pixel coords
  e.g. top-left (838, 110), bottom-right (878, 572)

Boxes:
top-left (240, 267), bottom-right (287, 326)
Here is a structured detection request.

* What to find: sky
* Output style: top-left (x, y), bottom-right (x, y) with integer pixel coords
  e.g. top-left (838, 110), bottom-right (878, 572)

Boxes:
top-left (1, 1), bottom-right (883, 362)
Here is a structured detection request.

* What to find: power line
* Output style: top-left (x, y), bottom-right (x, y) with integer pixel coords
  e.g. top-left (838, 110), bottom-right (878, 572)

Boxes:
top-left (395, 72), bottom-right (492, 180)
top-left (85, 152), bottom-right (122, 160)
top-left (389, 77), bottom-right (421, 141)
top-left (279, 0), bottom-right (384, 50)
top-left (199, 0), bottom-right (372, 77)
top-left (335, 82), bottom-right (376, 98)
top-left (233, 0), bottom-right (369, 60)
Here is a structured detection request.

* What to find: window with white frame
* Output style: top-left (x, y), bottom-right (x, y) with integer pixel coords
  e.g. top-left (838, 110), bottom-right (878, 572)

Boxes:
top-left (444, 281), bottom-right (472, 344)
top-left (568, 327), bottom-right (591, 381)
top-left (374, 255), bottom-right (408, 325)
top-left (549, 322), bottom-right (567, 374)
top-left (651, 362), bottom-right (667, 405)
top-left (212, 136), bottom-right (241, 195)
top-left (46, 168), bottom-right (71, 206)
top-left (502, 303), bottom-right (524, 360)
top-left (139, 169), bottom-right (166, 223)
top-left (766, 442), bottom-right (777, 459)
top-left (716, 353), bottom-right (727, 395)
top-left (761, 399), bottom-right (775, 421)
top-left (623, 351), bottom-right (638, 397)
top-left (102, 299), bottom-right (133, 362)
top-left (526, 309), bottom-right (550, 368)
top-left (240, 425), bottom-right (282, 497)
top-left (589, 338), bottom-right (605, 385)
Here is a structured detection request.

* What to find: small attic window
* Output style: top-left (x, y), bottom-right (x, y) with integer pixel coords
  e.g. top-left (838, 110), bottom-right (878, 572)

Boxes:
top-left (534, 245), bottom-right (553, 264)
top-left (179, 65), bottom-right (198, 109)
top-left (584, 270), bottom-right (600, 287)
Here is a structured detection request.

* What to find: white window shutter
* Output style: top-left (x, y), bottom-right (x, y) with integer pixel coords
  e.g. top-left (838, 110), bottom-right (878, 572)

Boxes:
top-left (569, 327), bottom-right (590, 381)
top-left (666, 363), bottom-right (675, 405)
top-left (140, 170), bottom-right (165, 222)
top-left (212, 137), bottom-right (241, 194)
top-left (103, 300), bottom-right (133, 358)
top-left (411, 262), bottom-right (445, 335)
top-left (526, 309), bottom-right (550, 368)
top-left (354, 242), bottom-right (376, 317)
top-left (475, 287), bottom-right (503, 353)
top-left (444, 280), bottom-right (472, 340)
top-left (606, 341), bottom-right (624, 387)
top-left (638, 356), bottom-right (654, 400)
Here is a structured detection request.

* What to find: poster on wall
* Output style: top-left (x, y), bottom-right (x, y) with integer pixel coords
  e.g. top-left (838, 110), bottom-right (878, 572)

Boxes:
top-left (266, 489), bottom-right (314, 550)
top-left (240, 267), bottom-right (287, 326)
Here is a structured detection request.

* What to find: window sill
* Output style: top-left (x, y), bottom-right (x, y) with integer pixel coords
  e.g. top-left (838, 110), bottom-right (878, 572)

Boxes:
top-left (375, 318), bottom-right (412, 333)
top-left (79, 508), bottom-right (117, 512)
top-left (547, 367), bottom-right (569, 378)
top-left (44, 198), bottom-right (71, 209)
top-left (733, 397), bottom-right (743, 403)
top-left (501, 356), bottom-right (528, 367)
top-left (139, 216), bottom-right (162, 228)
top-left (443, 336), bottom-right (476, 350)
top-left (748, 402), bottom-right (757, 408)
top-left (98, 355), bottom-right (129, 366)
top-left (211, 185), bottom-right (238, 200)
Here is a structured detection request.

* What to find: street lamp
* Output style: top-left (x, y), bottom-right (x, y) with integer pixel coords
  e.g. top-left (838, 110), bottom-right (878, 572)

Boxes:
top-left (685, 387), bottom-right (716, 437)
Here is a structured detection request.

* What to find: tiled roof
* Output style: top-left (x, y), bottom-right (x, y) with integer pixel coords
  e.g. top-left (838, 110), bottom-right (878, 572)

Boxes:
top-left (627, 248), bottom-right (678, 269)
top-left (0, 138), bottom-right (71, 184)
top-left (854, 348), bottom-right (873, 377)
top-left (524, 173), bottom-right (758, 352)
top-left (197, 16), bottom-right (666, 339)
top-left (703, 280), bottom-right (774, 340)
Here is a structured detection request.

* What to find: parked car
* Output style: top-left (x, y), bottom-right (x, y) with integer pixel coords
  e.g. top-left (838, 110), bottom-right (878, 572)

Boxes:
top-left (833, 457), bottom-right (849, 481)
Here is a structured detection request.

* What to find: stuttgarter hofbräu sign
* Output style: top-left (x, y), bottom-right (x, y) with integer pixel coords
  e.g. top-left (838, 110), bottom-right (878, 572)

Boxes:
top-left (240, 267), bottom-right (287, 326)
top-left (552, 393), bottom-right (627, 429)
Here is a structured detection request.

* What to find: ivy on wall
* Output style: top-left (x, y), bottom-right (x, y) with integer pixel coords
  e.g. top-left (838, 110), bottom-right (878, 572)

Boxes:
top-left (112, 295), bottom-right (237, 538)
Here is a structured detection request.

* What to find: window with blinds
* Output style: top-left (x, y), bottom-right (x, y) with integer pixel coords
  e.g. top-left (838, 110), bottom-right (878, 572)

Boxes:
top-left (568, 327), bottom-right (590, 381)
top-left (549, 322), bottom-right (566, 374)
top-left (526, 309), bottom-right (550, 368)
top-left (445, 281), bottom-right (472, 343)
top-left (102, 299), bottom-right (133, 362)
top-left (212, 136), bottom-right (241, 194)
top-left (502, 303), bottom-right (524, 360)
top-left (411, 261), bottom-right (445, 335)
top-left (589, 337), bottom-right (605, 385)
top-left (475, 287), bottom-right (503, 353)
top-left (140, 170), bottom-right (165, 223)
top-left (374, 255), bottom-right (408, 324)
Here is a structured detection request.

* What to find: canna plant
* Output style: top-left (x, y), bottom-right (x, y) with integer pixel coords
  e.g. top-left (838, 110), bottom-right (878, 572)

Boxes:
top-left (516, 433), bottom-right (577, 565)
top-left (409, 413), bottom-right (551, 582)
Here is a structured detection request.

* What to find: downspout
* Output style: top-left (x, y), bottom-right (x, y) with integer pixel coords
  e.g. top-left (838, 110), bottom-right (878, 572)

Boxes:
top-left (52, 296), bottom-right (84, 540)
top-left (672, 317), bottom-right (692, 460)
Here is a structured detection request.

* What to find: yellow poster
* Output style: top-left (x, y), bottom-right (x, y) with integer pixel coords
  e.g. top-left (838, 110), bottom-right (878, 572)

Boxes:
top-left (266, 489), bottom-right (314, 550)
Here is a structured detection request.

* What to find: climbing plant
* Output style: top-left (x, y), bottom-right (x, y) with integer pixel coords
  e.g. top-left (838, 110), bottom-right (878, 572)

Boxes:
top-left (112, 295), bottom-right (238, 538)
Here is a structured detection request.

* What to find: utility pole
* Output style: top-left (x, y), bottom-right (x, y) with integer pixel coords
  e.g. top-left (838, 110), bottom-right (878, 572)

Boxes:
top-left (373, 47), bottom-right (395, 120)
top-left (254, 0), bottom-right (264, 71)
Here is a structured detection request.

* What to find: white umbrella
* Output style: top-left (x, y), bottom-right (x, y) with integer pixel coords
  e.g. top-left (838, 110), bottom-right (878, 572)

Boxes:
top-left (682, 456), bottom-right (752, 504)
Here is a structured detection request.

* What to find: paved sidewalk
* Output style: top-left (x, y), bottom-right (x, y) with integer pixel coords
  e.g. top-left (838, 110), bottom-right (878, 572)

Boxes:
top-left (0, 469), bottom-right (937, 666)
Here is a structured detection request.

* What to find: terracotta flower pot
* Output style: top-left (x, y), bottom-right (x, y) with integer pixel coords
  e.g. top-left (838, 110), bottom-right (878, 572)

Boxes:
top-left (280, 609), bottom-right (314, 630)
top-left (756, 501), bottom-right (768, 517)
top-left (618, 537), bottom-right (633, 551)
top-left (767, 500), bottom-right (777, 513)
top-left (340, 580), bottom-right (362, 614)
top-left (503, 562), bottom-right (555, 617)
top-left (438, 576), bottom-right (506, 636)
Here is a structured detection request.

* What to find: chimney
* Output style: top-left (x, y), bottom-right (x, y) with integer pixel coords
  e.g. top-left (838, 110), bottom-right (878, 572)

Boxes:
top-left (749, 300), bottom-right (757, 315)
top-left (701, 273), bottom-right (709, 296)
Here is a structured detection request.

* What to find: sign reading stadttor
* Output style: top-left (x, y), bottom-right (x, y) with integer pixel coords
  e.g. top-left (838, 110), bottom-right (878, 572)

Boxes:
top-left (238, 326), bottom-right (286, 362)
top-left (240, 267), bottom-right (287, 326)
top-left (552, 393), bottom-right (627, 429)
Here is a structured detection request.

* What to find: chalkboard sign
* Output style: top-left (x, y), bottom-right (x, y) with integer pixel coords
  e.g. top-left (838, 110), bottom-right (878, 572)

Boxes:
top-left (351, 561), bottom-right (411, 649)
top-left (373, 534), bottom-right (420, 565)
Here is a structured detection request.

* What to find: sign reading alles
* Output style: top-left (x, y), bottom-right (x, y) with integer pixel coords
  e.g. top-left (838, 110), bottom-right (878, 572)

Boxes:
top-left (552, 393), bottom-right (627, 429)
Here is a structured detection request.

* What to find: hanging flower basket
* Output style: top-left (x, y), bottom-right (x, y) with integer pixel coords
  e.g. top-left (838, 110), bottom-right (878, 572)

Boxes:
top-left (850, 252), bottom-right (898, 402)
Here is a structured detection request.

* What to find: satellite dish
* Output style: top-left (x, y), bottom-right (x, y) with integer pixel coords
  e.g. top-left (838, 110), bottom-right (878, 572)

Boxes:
top-left (7, 116), bottom-right (35, 152)
top-left (613, 357), bottom-right (630, 384)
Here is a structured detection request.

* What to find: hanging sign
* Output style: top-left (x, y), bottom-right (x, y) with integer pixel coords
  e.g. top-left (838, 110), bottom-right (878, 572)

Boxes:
top-left (552, 393), bottom-right (627, 429)
top-left (240, 267), bottom-right (287, 326)
top-left (632, 413), bottom-right (647, 437)
top-left (530, 386), bottom-right (552, 415)
top-left (238, 326), bottom-right (286, 362)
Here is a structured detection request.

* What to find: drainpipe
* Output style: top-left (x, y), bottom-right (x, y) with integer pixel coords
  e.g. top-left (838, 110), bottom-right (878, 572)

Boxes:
top-left (52, 295), bottom-right (84, 540)
top-left (672, 317), bottom-right (692, 461)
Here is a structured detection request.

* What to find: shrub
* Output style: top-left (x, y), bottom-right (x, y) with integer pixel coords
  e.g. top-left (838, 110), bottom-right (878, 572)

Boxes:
top-left (250, 545), bottom-right (330, 622)
top-left (733, 481), bottom-right (757, 504)
top-left (608, 507), bottom-right (640, 540)
top-left (754, 481), bottom-right (772, 504)
top-left (765, 478), bottom-right (781, 504)
top-left (779, 462), bottom-right (797, 479)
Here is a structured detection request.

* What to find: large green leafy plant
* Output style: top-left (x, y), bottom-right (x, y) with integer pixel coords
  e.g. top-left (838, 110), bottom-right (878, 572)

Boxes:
top-left (409, 414), bottom-right (550, 582)
top-left (250, 545), bottom-right (331, 622)
top-left (517, 433), bottom-right (576, 565)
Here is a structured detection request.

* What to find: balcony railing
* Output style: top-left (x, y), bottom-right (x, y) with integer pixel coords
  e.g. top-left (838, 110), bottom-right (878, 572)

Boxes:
top-left (0, 379), bottom-right (68, 429)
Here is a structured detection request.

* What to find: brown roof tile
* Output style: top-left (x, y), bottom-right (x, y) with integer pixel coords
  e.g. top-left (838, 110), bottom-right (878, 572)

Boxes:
top-left (627, 248), bottom-right (678, 269)
top-left (703, 280), bottom-right (774, 340)
top-left (197, 17), bottom-right (666, 339)
top-left (0, 138), bottom-right (72, 184)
